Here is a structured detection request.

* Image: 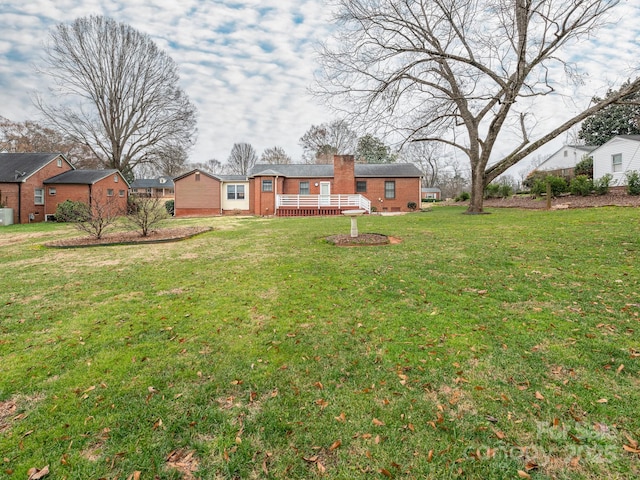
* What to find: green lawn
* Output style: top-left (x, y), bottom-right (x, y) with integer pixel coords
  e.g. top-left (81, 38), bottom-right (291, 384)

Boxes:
top-left (1, 207), bottom-right (639, 479)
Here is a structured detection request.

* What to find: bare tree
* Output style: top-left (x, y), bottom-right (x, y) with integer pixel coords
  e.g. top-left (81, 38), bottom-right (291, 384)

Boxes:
top-left (190, 158), bottom-right (225, 175)
top-left (126, 196), bottom-right (169, 237)
top-left (56, 192), bottom-right (123, 239)
top-left (227, 143), bottom-right (258, 175)
top-left (0, 116), bottom-right (99, 168)
top-left (400, 142), bottom-right (442, 187)
top-left (318, 0), bottom-right (640, 213)
top-left (299, 120), bottom-right (357, 164)
top-left (261, 146), bottom-right (292, 164)
top-left (35, 15), bottom-right (197, 182)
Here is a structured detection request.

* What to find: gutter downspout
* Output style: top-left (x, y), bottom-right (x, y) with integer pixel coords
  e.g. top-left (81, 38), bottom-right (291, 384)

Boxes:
top-left (17, 182), bottom-right (22, 224)
top-left (274, 175), bottom-right (279, 215)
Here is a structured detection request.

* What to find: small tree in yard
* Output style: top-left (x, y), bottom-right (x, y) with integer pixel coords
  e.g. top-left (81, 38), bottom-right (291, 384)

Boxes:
top-left (56, 193), bottom-right (123, 239)
top-left (126, 197), bottom-right (169, 236)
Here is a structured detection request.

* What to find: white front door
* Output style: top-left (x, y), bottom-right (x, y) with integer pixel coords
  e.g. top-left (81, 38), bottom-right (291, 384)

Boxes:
top-left (320, 182), bottom-right (331, 205)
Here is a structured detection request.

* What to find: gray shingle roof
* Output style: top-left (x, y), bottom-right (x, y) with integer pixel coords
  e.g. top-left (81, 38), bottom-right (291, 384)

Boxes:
top-left (130, 176), bottom-right (175, 189)
top-left (250, 163), bottom-right (422, 178)
top-left (0, 153), bottom-right (69, 182)
top-left (44, 169), bottom-right (121, 185)
top-left (217, 175), bottom-right (248, 182)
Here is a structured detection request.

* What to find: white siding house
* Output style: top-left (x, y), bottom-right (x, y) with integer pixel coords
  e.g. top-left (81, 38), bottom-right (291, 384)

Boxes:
top-left (533, 145), bottom-right (596, 177)
top-left (592, 135), bottom-right (640, 185)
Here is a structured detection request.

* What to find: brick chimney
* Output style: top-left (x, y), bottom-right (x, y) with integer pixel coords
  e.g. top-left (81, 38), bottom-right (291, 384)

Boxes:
top-left (333, 155), bottom-right (355, 194)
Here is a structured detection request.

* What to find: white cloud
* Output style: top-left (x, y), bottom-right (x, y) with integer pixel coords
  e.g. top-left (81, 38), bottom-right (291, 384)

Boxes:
top-left (0, 0), bottom-right (637, 171)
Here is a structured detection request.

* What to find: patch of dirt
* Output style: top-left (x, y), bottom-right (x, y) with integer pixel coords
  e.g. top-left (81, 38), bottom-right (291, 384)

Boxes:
top-left (478, 192), bottom-right (640, 210)
top-left (0, 399), bottom-right (17, 433)
top-left (44, 226), bottom-right (211, 248)
top-left (326, 233), bottom-right (396, 246)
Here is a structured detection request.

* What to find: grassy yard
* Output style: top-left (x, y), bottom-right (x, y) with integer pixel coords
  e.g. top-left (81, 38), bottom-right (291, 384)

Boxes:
top-left (1, 207), bottom-right (639, 479)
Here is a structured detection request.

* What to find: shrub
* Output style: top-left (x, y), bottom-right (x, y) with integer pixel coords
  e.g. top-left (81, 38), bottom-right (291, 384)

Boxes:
top-left (55, 200), bottom-right (91, 223)
top-left (626, 170), bottom-right (640, 195)
top-left (407, 201), bottom-right (417, 211)
top-left (574, 156), bottom-right (594, 178)
top-left (593, 174), bottom-right (612, 195)
top-left (499, 184), bottom-right (513, 198)
top-left (484, 183), bottom-right (501, 199)
top-left (455, 191), bottom-right (470, 202)
top-left (165, 200), bottom-right (175, 215)
top-left (569, 175), bottom-right (593, 196)
top-left (126, 197), bottom-right (169, 236)
top-left (530, 175), bottom-right (568, 197)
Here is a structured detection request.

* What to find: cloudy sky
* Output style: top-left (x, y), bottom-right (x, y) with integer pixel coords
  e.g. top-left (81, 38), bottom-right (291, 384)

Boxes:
top-left (0, 0), bottom-right (639, 171)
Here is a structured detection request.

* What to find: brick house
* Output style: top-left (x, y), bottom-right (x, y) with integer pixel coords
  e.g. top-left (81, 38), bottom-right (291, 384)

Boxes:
top-left (174, 155), bottom-right (422, 217)
top-left (44, 169), bottom-right (129, 218)
top-left (0, 152), bottom-right (127, 224)
top-left (249, 155), bottom-right (423, 216)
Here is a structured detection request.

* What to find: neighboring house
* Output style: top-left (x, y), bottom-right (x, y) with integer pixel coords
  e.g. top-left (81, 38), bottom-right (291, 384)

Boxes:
top-left (421, 187), bottom-right (442, 200)
top-left (0, 153), bottom-right (73, 224)
top-left (129, 176), bottom-right (175, 199)
top-left (532, 145), bottom-right (596, 180)
top-left (592, 135), bottom-right (640, 187)
top-left (44, 170), bottom-right (129, 219)
top-left (0, 152), bottom-right (128, 224)
top-left (249, 155), bottom-right (422, 216)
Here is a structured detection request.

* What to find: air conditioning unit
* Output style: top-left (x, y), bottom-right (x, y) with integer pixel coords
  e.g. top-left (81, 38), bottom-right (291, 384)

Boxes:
top-left (45, 214), bottom-right (56, 222)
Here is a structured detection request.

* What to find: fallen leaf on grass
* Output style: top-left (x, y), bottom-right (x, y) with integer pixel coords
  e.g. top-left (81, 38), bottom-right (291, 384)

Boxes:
top-left (27, 465), bottom-right (49, 479)
top-left (329, 440), bottom-right (341, 451)
top-left (624, 433), bottom-right (638, 448)
top-left (596, 398), bottom-right (608, 403)
top-left (126, 472), bottom-right (141, 480)
top-left (334, 412), bottom-right (346, 422)
top-left (517, 470), bottom-right (531, 479)
top-left (535, 391), bottom-right (545, 400)
top-left (493, 429), bottom-right (506, 440)
top-left (372, 418), bottom-right (385, 426)
top-left (379, 467), bottom-right (393, 478)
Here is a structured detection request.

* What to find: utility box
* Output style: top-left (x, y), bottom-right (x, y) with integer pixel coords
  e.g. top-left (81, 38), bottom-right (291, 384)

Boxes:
top-left (0, 208), bottom-right (14, 226)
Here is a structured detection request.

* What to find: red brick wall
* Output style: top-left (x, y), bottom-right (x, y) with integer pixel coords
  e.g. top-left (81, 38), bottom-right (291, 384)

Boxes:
top-left (357, 177), bottom-right (421, 212)
top-left (0, 183), bottom-right (20, 224)
top-left (174, 172), bottom-right (221, 217)
top-left (18, 157), bottom-right (72, 223)
top-left (333, 155), bottom-right (355, 194)
top-left (281, 178), bottom-right (332, 195)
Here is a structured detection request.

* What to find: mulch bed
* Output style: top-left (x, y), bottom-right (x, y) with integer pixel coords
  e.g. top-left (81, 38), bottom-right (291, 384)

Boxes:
top-left (326, 233), bottom-right (397, 246)
top-left (480, 192), bottom-right (640, 210)
top-left (45, 226), bottom-right (212, 248)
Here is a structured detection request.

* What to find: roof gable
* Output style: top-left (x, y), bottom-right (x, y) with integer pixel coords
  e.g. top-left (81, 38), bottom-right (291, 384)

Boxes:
top-left (0, 153), bottom-right (72, 183)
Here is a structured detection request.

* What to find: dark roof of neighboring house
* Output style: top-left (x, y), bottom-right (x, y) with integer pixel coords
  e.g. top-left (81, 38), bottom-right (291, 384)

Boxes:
top-left (130, 176), bottom-right (175, 189)
top-left (422, 187), bottom-right (441, 193)
top-left (44, 169), bottom-right (126, 186)
top-left (0, 152), bottom-right (70, 183)
top-left (250, 163), bottom-right (422, 178)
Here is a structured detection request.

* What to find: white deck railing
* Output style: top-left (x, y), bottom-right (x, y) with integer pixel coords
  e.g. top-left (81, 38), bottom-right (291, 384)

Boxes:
top-left (276, 194), bottom-right (371, 213)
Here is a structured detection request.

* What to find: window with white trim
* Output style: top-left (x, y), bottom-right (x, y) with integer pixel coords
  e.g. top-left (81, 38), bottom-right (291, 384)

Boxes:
top-left (107, 189), bottom-right (114, 197)
top-left (34, 188), bottom-right (44, 205)
top-left (612, 153), bottom-right (622, 172)
top-left (299, 181), bottom-right (310, 195)
top-left (119, 190), bottom-right (125, 197)
top-left (114, 174), bottom-right (119, 182)
top-left (57, 158), bottom-right (62, 167)
top-left (384, 181), bottom-right (395, 199)
top-left (227, 184), bottom-right (245, 200)
top-left (356, 181), bottom-right (367, 193)
top-left (262, 180), bottom-right (273, 192)
top-left (49, 187), bottom-right (56, 196)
